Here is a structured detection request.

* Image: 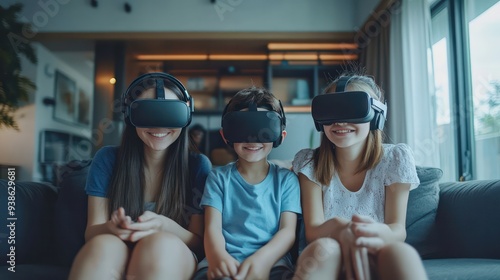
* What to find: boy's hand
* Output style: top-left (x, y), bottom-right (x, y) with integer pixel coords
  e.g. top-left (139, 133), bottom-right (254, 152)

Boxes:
top-left (235, 254), bottom-right (273, 280)
top-left (207, 252), bottom-right (240, 280)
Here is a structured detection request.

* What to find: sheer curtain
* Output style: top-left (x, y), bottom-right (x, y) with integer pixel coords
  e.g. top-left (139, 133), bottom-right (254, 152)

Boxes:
top-left (389, 0), bottom-right (439, 167)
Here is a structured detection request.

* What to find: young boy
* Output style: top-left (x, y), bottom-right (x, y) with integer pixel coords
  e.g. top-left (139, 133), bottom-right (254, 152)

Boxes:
top-left (193, 87), bottom-right (301, 280)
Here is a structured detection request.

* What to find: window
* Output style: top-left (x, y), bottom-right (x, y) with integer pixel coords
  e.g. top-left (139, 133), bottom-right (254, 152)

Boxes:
top-left (430, 0), bottom-right (500, 180)
top-left (431, 6), bottom-right (458, 182)
top-left (465, 0), bottom-right (500, 179)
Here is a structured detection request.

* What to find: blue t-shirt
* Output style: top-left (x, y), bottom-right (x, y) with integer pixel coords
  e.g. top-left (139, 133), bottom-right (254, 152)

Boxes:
top-left (200, 161), bottom-right (302, 263)
top-left (85, 145), bottom-right (212, 215)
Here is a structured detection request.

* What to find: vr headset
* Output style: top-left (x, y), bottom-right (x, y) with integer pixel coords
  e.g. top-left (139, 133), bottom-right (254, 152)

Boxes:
top-left (312, 76), bottom-right (387, 131)
top-left (221, 101), bottom-right (286, 148)
top-left (122, 72), bottom-right (193, 128)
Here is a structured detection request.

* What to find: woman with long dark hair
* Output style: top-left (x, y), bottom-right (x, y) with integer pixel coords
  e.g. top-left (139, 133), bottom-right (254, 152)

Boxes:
top-left (69, 73), bottom-right (211, 280)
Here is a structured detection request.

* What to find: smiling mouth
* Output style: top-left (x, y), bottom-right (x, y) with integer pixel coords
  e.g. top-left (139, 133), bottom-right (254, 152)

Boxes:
top-left (149, 132), bottom-right (168, 138)
top-left (244, 146), bottom-right (263, 151)
top-left (333, 129), bottom-right (354, 134)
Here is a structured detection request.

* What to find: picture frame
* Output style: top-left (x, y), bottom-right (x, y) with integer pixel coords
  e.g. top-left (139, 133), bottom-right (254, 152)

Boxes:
top-left (53, 70), bottom-right (78, 125)
top-left (53, 71), bottom-right (92, 127)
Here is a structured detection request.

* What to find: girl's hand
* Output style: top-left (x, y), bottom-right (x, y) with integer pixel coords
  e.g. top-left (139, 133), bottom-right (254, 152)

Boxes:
top-left (107, 207), bottom-right (134, 240)
top-left (207, 253), bottom-right (240, 280)
top-left (234, 254), bottom-right (273, 280)
top-left (338, 222), bottom-right (370, 280)
top-left (125, 211), bottom-right (170, 242)
top-left (351, 214), bottom-right (390, 254)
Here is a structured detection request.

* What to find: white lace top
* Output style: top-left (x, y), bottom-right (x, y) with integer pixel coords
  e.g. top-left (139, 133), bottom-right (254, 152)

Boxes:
top-left (292, 143), bottom-right (420, 223)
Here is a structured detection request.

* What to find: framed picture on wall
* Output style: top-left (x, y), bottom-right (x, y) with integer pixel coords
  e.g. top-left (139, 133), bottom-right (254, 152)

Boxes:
top-left (76, 88), bottom-right (91, 126)
top-left (54, 70), bottom-right (78, 125)
top-left (53, 71), bottom-right (92, 127)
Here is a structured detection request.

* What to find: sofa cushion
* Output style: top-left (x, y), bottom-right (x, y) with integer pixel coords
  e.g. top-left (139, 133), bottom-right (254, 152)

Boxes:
top-left (0, 180), bottom-right (58, 265)
top-left (437, 180), bottom-right (500, 259)
top-left (423, 258), bottom-right (500, 280)
top-left (405, 166), bottom-right (442, 258)
top-left (52, 160), bottom-right (91, 266)
top-left (0, 264), bottom-right (69, 280)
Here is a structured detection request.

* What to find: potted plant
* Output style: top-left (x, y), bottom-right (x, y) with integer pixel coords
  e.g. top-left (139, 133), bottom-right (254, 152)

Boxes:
top-left (0, 3), bottom-right (37, 130)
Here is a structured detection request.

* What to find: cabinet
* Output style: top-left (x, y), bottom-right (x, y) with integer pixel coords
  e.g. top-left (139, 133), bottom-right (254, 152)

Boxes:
top-left (173, 62), bottom-right (344, 113)
top-left (267, 62), bottom-right (345, 111)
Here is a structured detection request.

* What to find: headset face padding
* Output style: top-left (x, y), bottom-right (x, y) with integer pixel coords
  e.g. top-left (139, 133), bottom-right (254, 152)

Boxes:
top-left (222, 110), bottom-right (283, 147)
top-left (122, 72), bottom-right (193, 128)
top-left (312, 77), bottom-right (387, 131)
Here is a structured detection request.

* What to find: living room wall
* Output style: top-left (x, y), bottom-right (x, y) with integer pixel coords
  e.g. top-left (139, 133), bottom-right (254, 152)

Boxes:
top-left (0, 43), bottom-right (93, 182)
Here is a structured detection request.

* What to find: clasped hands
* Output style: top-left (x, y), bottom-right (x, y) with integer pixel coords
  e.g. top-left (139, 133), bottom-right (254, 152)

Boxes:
top-left (338, 214), bottom-right (391, 280)
top-left (106, 207), bottom-right (169, 242)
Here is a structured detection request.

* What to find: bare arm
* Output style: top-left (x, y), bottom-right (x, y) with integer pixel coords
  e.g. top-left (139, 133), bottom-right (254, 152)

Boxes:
top-left (85, 196), bottom-right (110, 241)
top-left (383, 182), bottom-right (411, 242)
top-left (299, 173), bottom-right (351, 243)
top-left (204, 206), bottom-right (239, 279)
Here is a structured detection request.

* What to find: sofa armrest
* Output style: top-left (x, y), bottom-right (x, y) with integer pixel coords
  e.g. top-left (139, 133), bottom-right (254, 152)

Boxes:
top-left (0, 180), bottom-right (58, 265)
top-left (436, 179), bottom-right (500, 259)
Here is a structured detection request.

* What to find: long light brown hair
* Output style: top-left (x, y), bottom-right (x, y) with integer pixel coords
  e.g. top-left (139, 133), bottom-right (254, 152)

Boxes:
top-left (313, 74), bottom-right (384, 186)
top-left (107, 77), bottom-right (191, 227)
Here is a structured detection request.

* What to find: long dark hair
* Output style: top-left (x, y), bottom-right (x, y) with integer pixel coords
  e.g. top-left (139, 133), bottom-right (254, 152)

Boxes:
top-left (107, 77), bottom-right (190, 227)
top-left (313, 74), bottom-right (384, 186)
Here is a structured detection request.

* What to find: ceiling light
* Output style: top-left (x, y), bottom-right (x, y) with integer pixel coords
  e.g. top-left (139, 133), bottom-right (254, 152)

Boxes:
top-left (136, 54), bottom-right (208, 60)
top-left (319, 54), bottom-right (359, 60)
top-left (267, 43), bottom-right (358, 50)
top-left (209, 54), bottom-right (268, 60)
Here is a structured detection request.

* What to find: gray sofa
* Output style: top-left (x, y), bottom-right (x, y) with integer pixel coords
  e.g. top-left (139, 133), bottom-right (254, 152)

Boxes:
top-left (0, 161), bottom-right (499, 280)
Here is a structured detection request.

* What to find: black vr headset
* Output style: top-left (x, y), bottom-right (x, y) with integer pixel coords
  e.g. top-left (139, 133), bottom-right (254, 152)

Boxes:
top-left (312, 76), bottom-right (387, 131)
top-left (122, 72), bottom-right (193, 128)
top-left (221, 101), bottom-right (286, 148)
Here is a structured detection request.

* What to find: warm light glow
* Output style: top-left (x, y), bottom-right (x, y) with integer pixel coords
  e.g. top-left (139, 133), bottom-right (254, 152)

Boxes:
top-left (269, 53), bottom-right (319, 60)
top-left (136, 54), bottom-right (208, 60)
top-left (135, 52), bottom-right (358, 62)
top-left (209, 54), bottom-right (268, 60)
top-left (109, 78), bottom-right (116, 84)
top-left (268, 43), bottom-right (358, 50)
top-left (319, 54), bottom-right (359, 60)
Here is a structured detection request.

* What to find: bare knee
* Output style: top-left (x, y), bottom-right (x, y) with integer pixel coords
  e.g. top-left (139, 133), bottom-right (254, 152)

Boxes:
top-left (130, 232), bottom-right (195, 274)
top-left (295, 238), bottom-right (341, 279)
top-left (80, 234), bottom-right (128, 258)
top-left (69, 234), bottom-right (128, 280)
top-left (135, 232), bottom-right (186, 257)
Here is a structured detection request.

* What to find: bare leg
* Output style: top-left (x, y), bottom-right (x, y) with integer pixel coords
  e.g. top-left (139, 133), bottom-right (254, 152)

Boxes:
top-left (68, 234), bottom-right (129, 280)
top-left (293, 237), bottom-right (342, 280)
top-left (127, 232), bottom-right (197, 280)
top-left (376, 242), bottom-right (428, 280)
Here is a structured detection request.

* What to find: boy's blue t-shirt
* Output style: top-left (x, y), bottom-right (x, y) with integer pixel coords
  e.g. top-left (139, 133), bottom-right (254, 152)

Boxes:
top-left (85, 145), bottom-right (212, 215)
top-left (200, 161), bottom-right (302, 263)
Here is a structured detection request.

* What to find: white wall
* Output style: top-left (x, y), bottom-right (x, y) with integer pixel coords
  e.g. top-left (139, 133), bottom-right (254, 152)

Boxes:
top-left (6, 0), bottom-right (364, 33)
top-left (32, 44), bottom-right (93, 181)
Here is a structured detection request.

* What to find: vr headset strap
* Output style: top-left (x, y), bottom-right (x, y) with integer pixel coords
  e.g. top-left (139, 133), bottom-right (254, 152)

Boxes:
top-left (248, 102), bottom-right (257, 111)
top-left (156, 78), bottom-right (165, 99)
top-left (336, 76), bottom-right (352, 92)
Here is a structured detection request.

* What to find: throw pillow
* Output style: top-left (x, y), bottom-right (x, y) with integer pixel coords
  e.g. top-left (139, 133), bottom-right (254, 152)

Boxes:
top-left (405, 166), bottom-right (443, 258)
